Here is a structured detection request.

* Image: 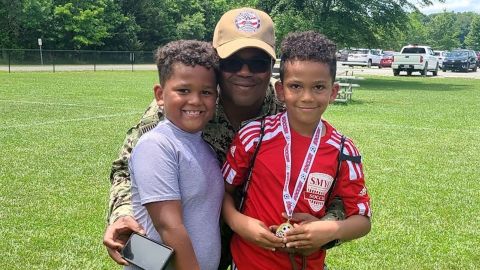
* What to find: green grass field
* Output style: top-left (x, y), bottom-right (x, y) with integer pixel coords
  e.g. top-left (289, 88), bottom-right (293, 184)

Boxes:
top-left (1, 71), bottom-right (479, 269)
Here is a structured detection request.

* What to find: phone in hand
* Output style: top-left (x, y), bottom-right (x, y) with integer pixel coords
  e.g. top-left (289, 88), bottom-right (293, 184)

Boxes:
top-left (121, 232), bottom-right (174, 270)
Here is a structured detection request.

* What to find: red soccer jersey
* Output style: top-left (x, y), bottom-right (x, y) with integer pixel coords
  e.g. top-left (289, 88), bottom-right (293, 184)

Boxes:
top-left (222, 112), bottom-right (371, 270)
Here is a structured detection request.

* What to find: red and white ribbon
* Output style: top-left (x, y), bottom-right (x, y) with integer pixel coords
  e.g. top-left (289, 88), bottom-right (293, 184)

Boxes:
top-left (280, 112), bottom-right (322, 220)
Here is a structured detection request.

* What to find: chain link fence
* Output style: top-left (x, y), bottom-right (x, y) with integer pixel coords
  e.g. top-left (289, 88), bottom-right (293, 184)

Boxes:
top-left (0, 49), bottom-right (156, 72)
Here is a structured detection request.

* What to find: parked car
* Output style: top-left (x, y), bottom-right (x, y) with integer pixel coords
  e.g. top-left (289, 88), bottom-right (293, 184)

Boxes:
top-left (336, 49), bottom-right (349, 61)
top-left (344, 48), bottom-right (382, 68)
top-left (477, 51), bottom-right (480, 67)
top-left (380, 51), bottom-right (395, 68)
top-left (433, 50), bottom-right (448, 68)
top-left (442, 49), bottom-right (478, 72)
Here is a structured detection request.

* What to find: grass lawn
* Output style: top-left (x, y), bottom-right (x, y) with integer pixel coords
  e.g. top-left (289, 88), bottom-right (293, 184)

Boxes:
top-left (1, 71), bottom-right (479, 269)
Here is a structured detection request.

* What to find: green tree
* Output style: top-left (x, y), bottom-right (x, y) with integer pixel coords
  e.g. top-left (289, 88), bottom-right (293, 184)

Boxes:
top-left (116, 0), bottom-right (229, 50)
top-left (52, 1), bottom-right (133, 49)
top-left (0, 0), bottom-right (54, 49)
top-left (0, 0), bottom-right (23, 48)
top-left (254, 0), bottom-right (444, 50)
top-left (465, 15), bottom-right (480, 51)
top-left (452, 12), bottom-right (477, 47)
top-left (426, 11), bottom-right (460, 50)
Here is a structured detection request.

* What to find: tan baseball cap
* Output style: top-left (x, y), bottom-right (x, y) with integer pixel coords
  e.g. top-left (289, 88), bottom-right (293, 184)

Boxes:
top-left (213, 8), bottom-right (276, 59)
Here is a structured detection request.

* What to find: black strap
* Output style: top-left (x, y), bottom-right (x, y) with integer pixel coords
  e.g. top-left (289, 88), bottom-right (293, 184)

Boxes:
top-left (321, 136), bottom-right (362, 250)
top-left (288, 253), bottom-right (307, 270)
top-left (325, 136), bottom-right (362, 205)
top-left (324, 136), bottom-right (346, 205)
top-left (236, 118), bottom-right (266, 212)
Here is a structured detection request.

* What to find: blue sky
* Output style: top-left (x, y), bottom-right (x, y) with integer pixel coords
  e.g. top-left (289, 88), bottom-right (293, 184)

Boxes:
top-left (419, 0), bottom-right (480, 14)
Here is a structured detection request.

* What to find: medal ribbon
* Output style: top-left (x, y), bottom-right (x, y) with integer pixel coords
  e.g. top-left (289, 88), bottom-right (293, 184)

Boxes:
top-left (280, 112), bottom-right (323, 220)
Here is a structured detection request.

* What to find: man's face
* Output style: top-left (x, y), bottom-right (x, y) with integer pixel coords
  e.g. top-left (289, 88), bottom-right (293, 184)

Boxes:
top-left (218, 48), bottom-right (272, 108)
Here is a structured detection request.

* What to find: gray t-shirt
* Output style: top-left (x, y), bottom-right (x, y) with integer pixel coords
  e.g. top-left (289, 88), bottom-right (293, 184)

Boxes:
top-left (129, 119), bottom-right (224, 270)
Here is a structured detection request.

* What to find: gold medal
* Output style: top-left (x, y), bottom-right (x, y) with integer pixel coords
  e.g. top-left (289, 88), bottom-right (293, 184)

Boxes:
top-left (275, 220), bottom-right (293, 238)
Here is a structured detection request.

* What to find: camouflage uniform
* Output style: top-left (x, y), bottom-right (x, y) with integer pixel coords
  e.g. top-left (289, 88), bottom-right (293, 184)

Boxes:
top-left (107, 84), bottom-right (283, 224)
top-left (107, 82), bottom-right (345, 225)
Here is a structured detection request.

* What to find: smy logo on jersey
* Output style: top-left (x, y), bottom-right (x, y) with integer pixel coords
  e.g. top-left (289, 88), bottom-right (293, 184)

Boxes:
top-left (235, 11), bottom-right (260, 32)
top-left (304, 173), bottom-right (333, 212)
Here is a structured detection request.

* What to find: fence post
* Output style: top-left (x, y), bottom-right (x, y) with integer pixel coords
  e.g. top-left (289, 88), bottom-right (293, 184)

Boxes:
top-left (130, 51), bottom-right (134, 72)
top-left (8, 50), bottom-right (11, 73)
top-left (94, 50), bottom-right (97, 72)
top-left (52, 50), bottom-right (55, 73)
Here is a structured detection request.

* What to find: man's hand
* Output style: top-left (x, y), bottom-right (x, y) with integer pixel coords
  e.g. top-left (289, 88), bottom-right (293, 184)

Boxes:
top-left (103, 216), bottom-right (145, 265)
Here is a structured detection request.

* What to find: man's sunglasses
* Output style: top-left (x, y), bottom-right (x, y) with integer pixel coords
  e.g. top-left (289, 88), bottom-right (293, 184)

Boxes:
top-left (219, 58), bottom-right (272, 73)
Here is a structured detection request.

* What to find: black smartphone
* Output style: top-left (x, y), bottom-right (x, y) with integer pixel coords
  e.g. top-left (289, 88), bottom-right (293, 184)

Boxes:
top-left (121, 233), bottom-right (174, 270)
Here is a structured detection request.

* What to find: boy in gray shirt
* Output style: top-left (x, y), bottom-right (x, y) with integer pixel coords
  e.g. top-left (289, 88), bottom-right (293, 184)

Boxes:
top-left (128, 40), bottom-right (224, 270)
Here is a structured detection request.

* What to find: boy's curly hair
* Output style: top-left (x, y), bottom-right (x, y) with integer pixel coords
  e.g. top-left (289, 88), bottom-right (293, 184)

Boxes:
top-left (279, 31), bottom-right (337, 83)
top-left (155, 40), bottom-right (219, 86)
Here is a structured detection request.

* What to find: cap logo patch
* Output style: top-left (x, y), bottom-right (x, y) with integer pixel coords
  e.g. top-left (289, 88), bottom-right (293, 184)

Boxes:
top-left (234, 11), bottom-right (260, 33)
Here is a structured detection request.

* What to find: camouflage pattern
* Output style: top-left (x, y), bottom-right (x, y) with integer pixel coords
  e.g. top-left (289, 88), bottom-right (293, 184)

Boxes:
top-left (107, 85), bottom-right (283, 224)
top-left (108, 99), bottom-right (160, 224)
top-left (107, 81), bottom-right (346, 229)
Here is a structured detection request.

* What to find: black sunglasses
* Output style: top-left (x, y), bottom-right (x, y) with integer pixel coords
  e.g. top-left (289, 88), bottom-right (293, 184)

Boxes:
top-left (220, 58), bottom-right (272, 73)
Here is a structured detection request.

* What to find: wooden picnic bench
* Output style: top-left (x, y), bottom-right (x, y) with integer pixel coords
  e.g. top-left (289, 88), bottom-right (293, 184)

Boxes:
top-left (272, 60), bottom-right (364, 103)
top-left (335, 82), bottom-right (360, 102)
top-left (334, 71), bottom-right (364, 103)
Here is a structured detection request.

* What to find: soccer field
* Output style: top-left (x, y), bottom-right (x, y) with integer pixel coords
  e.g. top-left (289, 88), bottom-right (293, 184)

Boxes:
top-left (1, 71), bottom-right (479, 269)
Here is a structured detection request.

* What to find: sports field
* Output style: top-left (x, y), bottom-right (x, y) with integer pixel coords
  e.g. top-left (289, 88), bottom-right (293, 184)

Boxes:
top-left (1, 71), bottom-right (479, 269)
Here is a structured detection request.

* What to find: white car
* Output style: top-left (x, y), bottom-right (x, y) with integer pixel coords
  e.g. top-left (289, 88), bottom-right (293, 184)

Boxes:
top-left (434, 50), bottom-right (448, 68)
top-left (344, 48), bottom-right (382, 68)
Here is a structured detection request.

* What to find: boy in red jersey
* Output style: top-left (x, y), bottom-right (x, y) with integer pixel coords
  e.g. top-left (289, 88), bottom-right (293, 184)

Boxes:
top-left (221, 31), bottom-right (371, 270)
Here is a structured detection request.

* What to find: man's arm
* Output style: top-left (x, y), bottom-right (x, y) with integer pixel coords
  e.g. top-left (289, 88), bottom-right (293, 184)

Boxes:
top-left (107, 99), bottom-right (161, 224)
top-left (103, 100), bottom-right (161, 265)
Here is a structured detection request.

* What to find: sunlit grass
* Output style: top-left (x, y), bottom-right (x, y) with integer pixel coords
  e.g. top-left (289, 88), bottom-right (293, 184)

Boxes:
top-left (1, 72), bottom-right (479, 269)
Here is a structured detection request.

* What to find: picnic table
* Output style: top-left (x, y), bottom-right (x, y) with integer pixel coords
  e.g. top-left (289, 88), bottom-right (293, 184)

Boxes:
top-left (272, 61), bottom-right (365, 103)
top-left (335, 69), bottom-right (364, 103)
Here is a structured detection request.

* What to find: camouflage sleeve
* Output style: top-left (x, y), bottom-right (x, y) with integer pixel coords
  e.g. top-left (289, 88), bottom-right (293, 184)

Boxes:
top-left (107, 99), bottom-right (162, 224)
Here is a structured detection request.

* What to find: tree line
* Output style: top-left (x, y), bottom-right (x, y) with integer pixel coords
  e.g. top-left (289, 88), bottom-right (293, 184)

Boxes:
top-left (1, 0), bottom-right (479, 52)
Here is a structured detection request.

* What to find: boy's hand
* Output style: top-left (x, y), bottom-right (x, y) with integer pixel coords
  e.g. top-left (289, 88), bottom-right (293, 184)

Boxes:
top-left (271, 217), bottom-right (319, 256)
top-left (284, 221), bottom-right (339, 250)
top-left (103, 216), bottom-right (146, 265)
top-left (234, 215), bottom-right (285, 251)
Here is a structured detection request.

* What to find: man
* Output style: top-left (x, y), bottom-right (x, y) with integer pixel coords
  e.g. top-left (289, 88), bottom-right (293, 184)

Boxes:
top-left (103, 7), bottom-right (345, 267)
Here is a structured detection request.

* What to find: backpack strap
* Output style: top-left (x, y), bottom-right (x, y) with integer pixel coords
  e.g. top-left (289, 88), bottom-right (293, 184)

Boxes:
top-left (325, 136), bottom-right (362, 204)
top-left (236, 118), bottom-right (266, 212)
top-left (321, 135), bottom-right (362, 250)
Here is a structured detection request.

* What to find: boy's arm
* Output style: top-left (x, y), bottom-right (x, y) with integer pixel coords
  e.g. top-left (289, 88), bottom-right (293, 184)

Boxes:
top-left (222, 183), bottom-right (284, 251)
top-left (284, 138), bottom-right (371, 253)
top-left (222, 128), bottom-right (284, 250)
top-left (283, 215), bottom-right (371, 251)
top-left (146, 201), bottom-right (200, 270)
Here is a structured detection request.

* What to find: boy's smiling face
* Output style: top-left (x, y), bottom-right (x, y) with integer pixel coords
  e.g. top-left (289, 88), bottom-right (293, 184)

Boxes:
top-left (154, 63), bottom-right (217, 133)
top-left (275, 60), bottom-right (339, 137)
